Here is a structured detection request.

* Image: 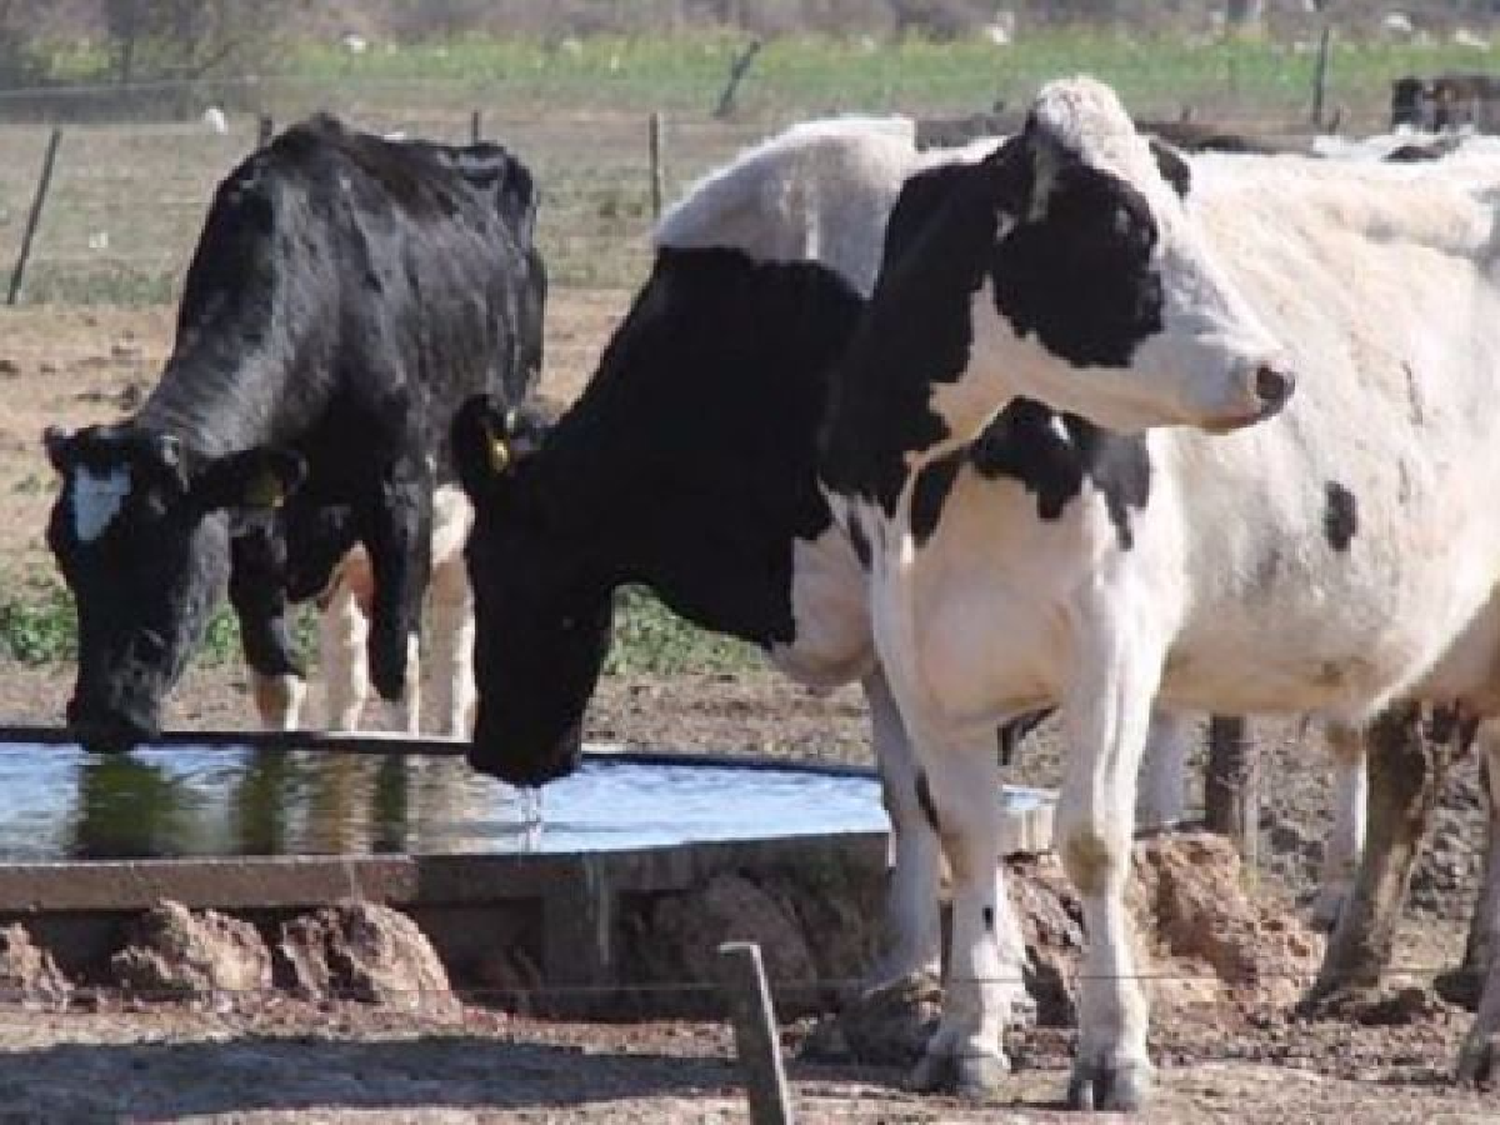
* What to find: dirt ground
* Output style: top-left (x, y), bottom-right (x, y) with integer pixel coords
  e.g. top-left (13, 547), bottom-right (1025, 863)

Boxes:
top-left (0, 295), bottom-right (1496, 1121)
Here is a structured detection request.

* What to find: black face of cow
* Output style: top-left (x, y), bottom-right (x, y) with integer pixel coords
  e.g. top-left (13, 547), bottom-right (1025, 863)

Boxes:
top-left (44, 425), bottom-right (303, 752)
top-left (991, 146), bottom-right (1167, 370)
top-left (453, 398), bottom-right (602, 786)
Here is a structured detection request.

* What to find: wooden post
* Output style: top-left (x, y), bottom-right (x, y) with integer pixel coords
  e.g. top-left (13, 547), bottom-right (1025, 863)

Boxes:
top-left (1206, 715), bottom-right (1259, 876)
top-left (8, 127), bottom-right (63, 307)
top-left (714, 39), bottom-right (764, 120)
top-left (257, 114), bottom-right (274, 148)
top-left (470, 109), bottom-right (482, 145)
top-left (648, 112), bottom-right (666, 220)
top-left (1311, 26), bottom-right (1333, 130)
top-left (719, 942), bottom-right (794, 1125)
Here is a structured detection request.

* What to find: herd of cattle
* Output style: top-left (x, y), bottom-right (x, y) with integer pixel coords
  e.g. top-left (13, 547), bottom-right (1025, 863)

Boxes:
top-left (29, 80), bottom-right (1500, 1108)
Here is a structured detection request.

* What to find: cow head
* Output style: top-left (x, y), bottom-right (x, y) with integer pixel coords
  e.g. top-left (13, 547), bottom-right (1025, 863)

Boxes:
top-left (44, 424), bottom-right (304, 752)
top-left (453, 396), bottom-right (603, 787)
top-left (936, 77), bottom-right (1293, 436)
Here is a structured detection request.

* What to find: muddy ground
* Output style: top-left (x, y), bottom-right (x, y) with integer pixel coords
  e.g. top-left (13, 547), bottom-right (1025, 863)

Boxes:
top-left (0, 296), bottom-right (1495, 1120)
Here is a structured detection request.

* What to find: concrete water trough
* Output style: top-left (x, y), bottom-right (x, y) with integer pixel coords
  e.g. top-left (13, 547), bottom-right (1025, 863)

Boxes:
top-left (0, 726), bottom-right (1056, 1012)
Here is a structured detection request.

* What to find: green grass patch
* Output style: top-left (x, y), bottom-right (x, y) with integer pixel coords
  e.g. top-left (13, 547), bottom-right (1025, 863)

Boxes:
top-left (0, 577), bottom-right (316, 669)
top-left (0, 577), bottom-right (755, 677)
top-left (607, 585), bottom-right (759, 676)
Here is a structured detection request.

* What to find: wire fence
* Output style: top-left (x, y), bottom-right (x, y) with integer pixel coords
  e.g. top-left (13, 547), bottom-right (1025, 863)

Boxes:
top-left (0, 45), bottom-right (1447, 308)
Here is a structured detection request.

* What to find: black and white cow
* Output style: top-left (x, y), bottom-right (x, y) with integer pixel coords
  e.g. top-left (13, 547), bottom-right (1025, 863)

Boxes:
top-left (45, 114), bottom-right (545, 752)
top-left (819, 74), bottom-right (1500, 1109)
top-left (452, 118), bottom-right (1028, 1004)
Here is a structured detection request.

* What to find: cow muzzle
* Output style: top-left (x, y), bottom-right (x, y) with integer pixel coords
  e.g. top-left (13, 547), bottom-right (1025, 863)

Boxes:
top-left (467, 715), bottom-right (585, 787)
top-left (66, 697), bottom-right (156, 754)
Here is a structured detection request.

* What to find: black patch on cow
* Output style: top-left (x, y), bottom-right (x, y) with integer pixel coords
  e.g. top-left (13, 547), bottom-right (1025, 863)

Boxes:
top-left (822, 132), bottom-right (1166, 512)
top-left (847, 513), bottom-right (872, 570)
top-left (458, 247), bottom-right (866, 784)
top-left (982, 906), bottom-right (995, 933)
top-left (970, 399), bottom-right (1150, 549)
top-left (1324, 481), bottom-right (1359, 552)
top-left (820, 151), bottom-right (1020, 513)
top-left (990, 159), bottom-right (1164, 369)
top-left (1148, 138), bottom-right (1192, 197)
top-left (910, 452), bottom-right (964, 547)
top-left (48, 114), bottom-right (545, 751)
top-left (916, 771), bottom-right (940, 836)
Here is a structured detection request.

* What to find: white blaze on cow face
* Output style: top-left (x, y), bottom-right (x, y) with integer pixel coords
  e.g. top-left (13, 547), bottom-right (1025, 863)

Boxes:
top-left (70, 466), bottom-right (133, 543)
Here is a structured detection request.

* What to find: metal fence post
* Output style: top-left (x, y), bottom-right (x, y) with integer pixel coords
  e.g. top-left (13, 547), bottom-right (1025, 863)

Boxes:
top-left (649, 112), bottom-right (667, 220)
top-left (8, 127), bottom-right (63, 307)
top-left (1311, 26), bottom-right (1334, 130)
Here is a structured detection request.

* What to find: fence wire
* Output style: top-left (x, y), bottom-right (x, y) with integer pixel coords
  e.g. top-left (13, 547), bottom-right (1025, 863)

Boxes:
top-left (0, 43), bottom-right (1464, 307)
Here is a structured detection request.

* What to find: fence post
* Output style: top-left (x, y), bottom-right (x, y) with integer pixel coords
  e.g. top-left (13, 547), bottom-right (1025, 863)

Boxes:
top-left (649, 112), bottom-right (667, 220)
top-left (470, 109), bottom-right (482, 145)
top-left (257, 114), bottom-right (274, 149)
top-left (714, 39), bottom-right (764, 120)
top-left (1311, 25), bottom-right (1333, 130)
top-left (1206, 715), bottom-right (1259, 877)
top-left (718, 941), bottom-right (794, 1125)
top-left (8, 127), bottom-right (63, 308)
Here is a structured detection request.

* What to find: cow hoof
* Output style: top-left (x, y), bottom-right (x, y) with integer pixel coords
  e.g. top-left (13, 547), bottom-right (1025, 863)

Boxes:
top-left (1458, 1032), bottom-right (1500, 1086)
top-left (907, 1051), bottom-right (1008, 1099)
top-left (1066, 1060), bottom-right (1151, 1112)
top-left (1434, 965), bottom-right (1485, 1011)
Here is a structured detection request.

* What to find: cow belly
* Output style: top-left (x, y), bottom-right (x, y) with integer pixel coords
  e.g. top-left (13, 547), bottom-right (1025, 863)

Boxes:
top-left (769, 527), bottom-right (876, 688)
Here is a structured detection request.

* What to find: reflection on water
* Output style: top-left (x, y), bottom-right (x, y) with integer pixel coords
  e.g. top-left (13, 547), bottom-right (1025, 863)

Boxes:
top-left (0, 745), bottom-right (889, 861)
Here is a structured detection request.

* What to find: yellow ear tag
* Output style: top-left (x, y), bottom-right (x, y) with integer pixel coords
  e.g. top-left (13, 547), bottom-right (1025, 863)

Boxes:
top-left (245, 472), bottom-right (285, 509)
top-left (487, 435), bottom-right (511, 475)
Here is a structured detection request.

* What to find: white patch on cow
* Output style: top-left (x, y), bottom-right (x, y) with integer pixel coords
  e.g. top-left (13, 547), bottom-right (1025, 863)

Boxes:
top-left (770, 523), bottom-right (875, 688)
top-left (655, 116), bottom-right (997, 299)
top-left (71, 466), bottom-right (132, 543)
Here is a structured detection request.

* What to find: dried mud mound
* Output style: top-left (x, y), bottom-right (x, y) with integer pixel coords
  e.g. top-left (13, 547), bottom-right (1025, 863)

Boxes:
top-left (1016, 832), bottom-right (1325, 1022)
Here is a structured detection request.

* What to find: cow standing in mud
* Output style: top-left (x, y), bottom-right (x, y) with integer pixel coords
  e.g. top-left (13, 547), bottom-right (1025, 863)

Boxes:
top-left (45, 115), bottom-right (544, 750)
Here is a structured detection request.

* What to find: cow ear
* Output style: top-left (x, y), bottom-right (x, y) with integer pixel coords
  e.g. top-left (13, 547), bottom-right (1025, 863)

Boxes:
top-left (453, 395), bottom-right (519, 500)
top-left (43, 426), bottom-right (74, 474)
top-left (1148, 138), bottom-right (1191, 199)
top-left (188, 448), bottom-right (305, 513)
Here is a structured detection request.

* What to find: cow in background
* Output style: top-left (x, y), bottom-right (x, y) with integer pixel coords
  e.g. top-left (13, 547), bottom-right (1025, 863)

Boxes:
top-left (45, 114), bottom-right (544, 750)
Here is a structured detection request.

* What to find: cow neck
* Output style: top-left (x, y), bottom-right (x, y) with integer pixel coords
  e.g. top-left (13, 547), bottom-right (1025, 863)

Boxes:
top-left (135, 308), bottom-right (306, 458)
top-left (537, 246), bottom-right (864, 644)
top-left (819, 152), bottom-right (1014, 517)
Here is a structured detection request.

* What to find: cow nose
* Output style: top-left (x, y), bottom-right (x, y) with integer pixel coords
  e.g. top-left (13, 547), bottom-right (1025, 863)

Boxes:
top-left (1254, 364), bottom-right (1296, 413)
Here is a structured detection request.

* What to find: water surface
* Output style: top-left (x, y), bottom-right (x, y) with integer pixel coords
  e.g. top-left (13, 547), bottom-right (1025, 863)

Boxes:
top-left (0, 744), bottom-right (890, 860)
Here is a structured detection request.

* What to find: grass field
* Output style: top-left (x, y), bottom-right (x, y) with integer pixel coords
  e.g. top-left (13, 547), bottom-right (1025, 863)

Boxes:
top-left (2, 25), bottom-right (1499, 674)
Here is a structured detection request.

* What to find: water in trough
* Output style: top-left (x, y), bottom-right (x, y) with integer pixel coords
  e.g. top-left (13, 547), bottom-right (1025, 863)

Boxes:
top-left (0, 743), bottom-right (897, 860)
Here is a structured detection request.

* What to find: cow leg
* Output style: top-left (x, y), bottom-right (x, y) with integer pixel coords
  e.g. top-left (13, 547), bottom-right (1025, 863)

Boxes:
top-left (1311, 720), bottom-right (1368, 931)
top-left (362, 461), bottom-right (433, 706)
top-left (861, 669), bottom-right (944, 994)
top-left (228, 531), bottom-right (305, 730)
top-left (319, 562), bottom-right (370, 731)
top-left (1056, 631), bottom-right (1159, 1112)
top-left (396, 633), bottom-right (423, 735)
top-left (427, 528), bottom-right (476, 738)
top-left (907, 723), bottom-right (1018, 1099)
top-left (1445, 723), bottom-right (1500, 1009)
top-left (1135, 711), bottom-right (1190, 832)
top-left (1310, 703), bottom-right (1449, 1005)
top-left (1458, 726), bottom-right (1500, 1080)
